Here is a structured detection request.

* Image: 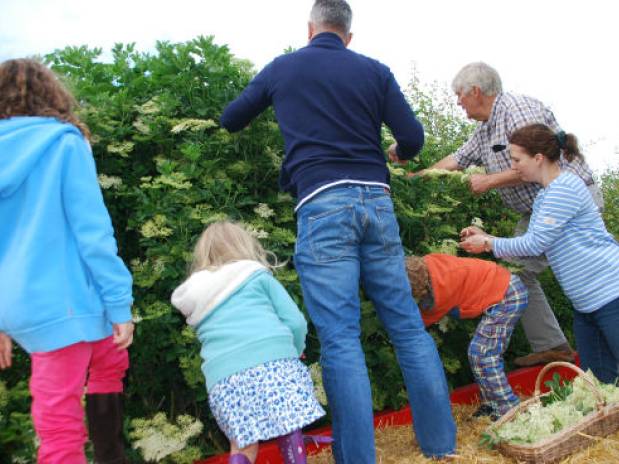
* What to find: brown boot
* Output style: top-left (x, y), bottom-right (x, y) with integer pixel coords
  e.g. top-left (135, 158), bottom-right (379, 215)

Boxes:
top-left (86, 393), bottom-right (128, 464)
top-left (514, 344), bottom-right (575, 367)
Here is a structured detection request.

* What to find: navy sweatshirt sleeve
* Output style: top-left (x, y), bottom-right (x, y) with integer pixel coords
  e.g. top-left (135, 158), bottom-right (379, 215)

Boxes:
top-left (382, 71), bottom-right (424, 160)
top-left (220, 63), bottom-right (273, 132)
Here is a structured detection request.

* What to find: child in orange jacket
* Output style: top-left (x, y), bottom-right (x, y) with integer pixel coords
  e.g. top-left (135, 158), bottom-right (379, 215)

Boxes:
top-left (406, 254), bottom-right (528, 420)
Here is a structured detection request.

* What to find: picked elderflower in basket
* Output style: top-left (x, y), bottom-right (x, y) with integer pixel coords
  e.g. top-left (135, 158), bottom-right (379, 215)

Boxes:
top-left (483, 362), bottom-right (619, 463)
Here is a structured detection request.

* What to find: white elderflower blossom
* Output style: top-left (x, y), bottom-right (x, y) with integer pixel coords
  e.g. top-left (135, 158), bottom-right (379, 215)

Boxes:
top-left (245, 224), bottom-right (269, 239)
top-left (136, 97), bottom-right (162, 115)
top-left (464, 166), bottom-right (487, 175)
top-left (153, 257), bottom-right (166, 274)
top-left (133, 118), bottom-right (151, 134)
top-left (420, 168), bottom-right (463, 178)
top-left (254, 203), bottom-right (275, 219)
top-left (461, 166), bottom-right (487, 183)
top-left (437, 316), bottom-right (451, 333)
top-left (491, 369), bottom-right (619, 445)
top-left (140, 173), bottom-right (192, 190)
top-left (131, 413), bottom-right (203, 462)
top-left (170, 118), bottom-right (217, 134)
top-left (140, 215), bottom-right (173, 238)
top-left (432, 239), bottom-right (458, 256)
top-left (387, 164), bottom-right (406, 176)
top-left (98, 174), bottom-right (123, 190)
top-left (106, 141), bottom-right (135, 158)
top-left (471, 217), bottom-right (485, 229)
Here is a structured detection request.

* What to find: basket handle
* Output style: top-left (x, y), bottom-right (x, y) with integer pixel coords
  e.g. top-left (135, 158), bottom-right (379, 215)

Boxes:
top-left (534, 361), bottom-right (606, 410)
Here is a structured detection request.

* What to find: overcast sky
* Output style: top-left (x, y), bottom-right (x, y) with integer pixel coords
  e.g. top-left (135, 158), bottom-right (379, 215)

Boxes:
top-left (1, 0), bottom-right (617, 173)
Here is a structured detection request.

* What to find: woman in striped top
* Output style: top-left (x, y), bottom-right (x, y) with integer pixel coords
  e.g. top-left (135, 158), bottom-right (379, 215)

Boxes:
top-left (459, 123), bottom-right (619, 384)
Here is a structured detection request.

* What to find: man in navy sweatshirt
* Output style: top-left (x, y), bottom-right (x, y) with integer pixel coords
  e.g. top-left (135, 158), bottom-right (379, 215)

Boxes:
top-left (220, 1), bottom-right (456, 462)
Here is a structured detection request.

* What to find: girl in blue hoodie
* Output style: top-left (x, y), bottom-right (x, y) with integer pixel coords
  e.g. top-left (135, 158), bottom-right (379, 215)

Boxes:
top-left (0, 59), bottom-right (134, 464)
top-left (171, 221), bottom-right (325, 464)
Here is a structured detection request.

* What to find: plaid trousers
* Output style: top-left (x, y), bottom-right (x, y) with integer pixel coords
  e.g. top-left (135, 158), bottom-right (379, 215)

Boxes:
top-left (468, 275), bottom-right (528, 416)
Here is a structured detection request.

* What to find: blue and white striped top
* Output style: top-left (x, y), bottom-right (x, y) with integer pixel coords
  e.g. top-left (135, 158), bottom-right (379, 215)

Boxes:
top-left (493, 172), bottom-right (619, 313)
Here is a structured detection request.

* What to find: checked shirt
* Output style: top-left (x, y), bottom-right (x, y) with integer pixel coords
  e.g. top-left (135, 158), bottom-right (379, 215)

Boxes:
top-left (454, 92), bottom-right (594, 214)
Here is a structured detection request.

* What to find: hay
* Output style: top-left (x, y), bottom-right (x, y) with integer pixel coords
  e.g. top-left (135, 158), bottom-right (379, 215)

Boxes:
top-left (307, 404), bottom-right (619, 463)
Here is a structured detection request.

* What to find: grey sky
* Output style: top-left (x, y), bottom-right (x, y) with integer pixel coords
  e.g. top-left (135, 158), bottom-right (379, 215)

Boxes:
top-left (2, 0), bottom-right (617, 173)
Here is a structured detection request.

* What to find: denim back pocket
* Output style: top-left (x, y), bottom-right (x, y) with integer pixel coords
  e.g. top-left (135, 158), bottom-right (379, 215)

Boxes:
top-left (307, 205), bottom-right (355, 262)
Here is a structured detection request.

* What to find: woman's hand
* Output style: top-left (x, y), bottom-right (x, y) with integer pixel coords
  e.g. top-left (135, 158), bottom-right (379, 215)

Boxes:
top-left (0, 333), bottom-right (12, 369)
top-left (459, 234), bottom-right (493, 254)
top-left (460, 225), bottom-right (486, 239)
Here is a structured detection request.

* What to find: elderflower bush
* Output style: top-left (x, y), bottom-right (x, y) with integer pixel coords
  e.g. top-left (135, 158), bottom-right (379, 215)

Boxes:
top-left (0, 41), bottom-right (587, 460)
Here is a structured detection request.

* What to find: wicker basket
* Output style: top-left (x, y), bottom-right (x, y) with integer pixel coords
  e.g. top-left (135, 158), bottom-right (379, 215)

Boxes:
top-left (488, 361), bottom-right (619, 464)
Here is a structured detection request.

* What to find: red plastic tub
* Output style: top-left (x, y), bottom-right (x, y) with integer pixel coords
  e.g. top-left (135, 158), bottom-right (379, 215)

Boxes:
top-left (197, 363), bottom-right (579, 464)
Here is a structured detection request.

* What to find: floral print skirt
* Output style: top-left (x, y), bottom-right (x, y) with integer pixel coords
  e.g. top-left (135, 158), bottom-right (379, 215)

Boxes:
top-left (208, 358), bottom-right (326, 448)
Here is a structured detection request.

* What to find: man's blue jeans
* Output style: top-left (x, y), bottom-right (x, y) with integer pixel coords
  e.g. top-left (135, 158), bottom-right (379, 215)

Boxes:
top-left (573, 296), bottom-right (619, 384)
top-left (294, 185), bottom-right (456, 463)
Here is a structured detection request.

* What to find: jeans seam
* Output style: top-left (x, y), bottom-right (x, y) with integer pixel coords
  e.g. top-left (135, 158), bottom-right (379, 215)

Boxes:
top-left (375, 205), bottom-right (399, 257)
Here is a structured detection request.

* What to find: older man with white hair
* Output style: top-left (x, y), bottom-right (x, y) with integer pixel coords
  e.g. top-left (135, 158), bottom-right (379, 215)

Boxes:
top-left (396, 62), bottom-right (603, 370)
top-left (221, 1), bottom-right (456, 462)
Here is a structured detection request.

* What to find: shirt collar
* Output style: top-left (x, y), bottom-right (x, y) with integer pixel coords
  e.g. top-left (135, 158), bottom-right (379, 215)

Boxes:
top-left (309, 32), bottom-right (346, 49)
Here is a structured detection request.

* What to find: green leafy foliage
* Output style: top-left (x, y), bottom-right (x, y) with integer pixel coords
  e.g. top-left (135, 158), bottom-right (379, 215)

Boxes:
top-left (601, 169), bottom-right (619, 239)
top-left (0, 380), bottom-right (37, 462)
top-left (1, 39), bottom-right (617, 460)
top-left (541, 373), bottom-right (574, 406)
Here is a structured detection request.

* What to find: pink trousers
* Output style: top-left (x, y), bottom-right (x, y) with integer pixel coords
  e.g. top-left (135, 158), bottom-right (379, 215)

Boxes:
top-left (30, 336), bottom-right (129, 464)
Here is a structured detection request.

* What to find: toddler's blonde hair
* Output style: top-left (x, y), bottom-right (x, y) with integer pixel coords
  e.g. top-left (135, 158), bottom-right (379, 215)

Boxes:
top-left (190, 221), bottom-right (280, 273)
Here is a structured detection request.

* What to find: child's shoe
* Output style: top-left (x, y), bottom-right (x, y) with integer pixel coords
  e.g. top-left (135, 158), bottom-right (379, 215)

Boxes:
top-left (472, 403), bottom-right (500, 421)
top-left (277, 429), bottom-right (306, 464)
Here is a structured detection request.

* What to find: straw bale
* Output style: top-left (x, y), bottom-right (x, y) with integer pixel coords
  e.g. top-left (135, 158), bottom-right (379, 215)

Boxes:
top-left (308, 404), bottom-right (619, 463)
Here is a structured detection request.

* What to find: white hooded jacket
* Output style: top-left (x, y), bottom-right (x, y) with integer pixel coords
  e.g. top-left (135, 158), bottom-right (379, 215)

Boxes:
top-left (171, 260), bottom-right (265, 327)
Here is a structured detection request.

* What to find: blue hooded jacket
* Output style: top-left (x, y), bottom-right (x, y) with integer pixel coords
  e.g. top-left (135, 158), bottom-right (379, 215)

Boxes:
top-left (0, 117), bottom-right (133, 353)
